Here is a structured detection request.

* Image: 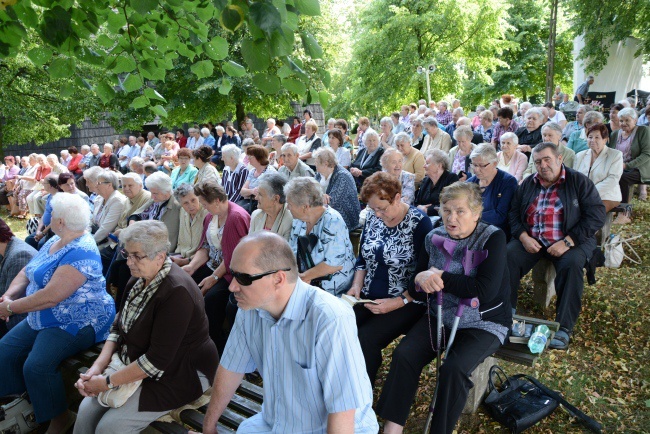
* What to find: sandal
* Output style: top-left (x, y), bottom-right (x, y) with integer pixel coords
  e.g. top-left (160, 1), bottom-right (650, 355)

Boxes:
top-left (549, 329), bottom-right (570, 350)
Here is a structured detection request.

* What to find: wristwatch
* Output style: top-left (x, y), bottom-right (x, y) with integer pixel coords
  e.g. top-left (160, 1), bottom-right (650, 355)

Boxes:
top-left (399, 294), bottom-right (409, 305)
top-left (563, 237), bottom-right (573, 248)
top-left (106, 375), bottom-right (115, 389)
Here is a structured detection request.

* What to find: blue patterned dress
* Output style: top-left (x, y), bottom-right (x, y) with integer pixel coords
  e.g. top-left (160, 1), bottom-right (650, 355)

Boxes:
top-left (25, 233), bottom-right (115, 342)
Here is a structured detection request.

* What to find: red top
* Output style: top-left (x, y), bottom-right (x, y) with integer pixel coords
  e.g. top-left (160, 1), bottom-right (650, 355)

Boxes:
top-left (177, 136), bottom-right (188, 148)
top-left (288, 123), bottom-right (302, 143)
top-left (67, 154), bottom-right (83, 175)
top-left (525, 168), bottom-right (567, 247)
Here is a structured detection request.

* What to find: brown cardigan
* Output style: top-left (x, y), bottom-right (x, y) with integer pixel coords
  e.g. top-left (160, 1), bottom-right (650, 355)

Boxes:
top-left (115, 263), bottom-right (219, 412)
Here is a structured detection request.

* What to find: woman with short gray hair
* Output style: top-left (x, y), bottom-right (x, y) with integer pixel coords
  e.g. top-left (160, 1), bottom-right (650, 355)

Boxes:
top-left (610, 106), bottom-right (649, 218)
top-left (285, 177), bottom-right (355, 296)
top-left (381, 148), bottom-right (415, 205)
top-left (249, 172), bottom-right (293, 240)
top-left (313, 148), bottom-right (361, 230)
top-left (516, 107), bottom-right (544, 155)
top-left (92, 170), bottom-right (127, 246)
top-left (171, 183), bottom-right (210, 267)
top-left (567, 110), bottom-right (604, 153)
top-left (74, 220), bottom-right (218, 434)
top-left (421, 116), bottom-right (452, 154)
top-left (379, 116), bottom-right (395, 148)
top-left (467, 144), bottom-right (518, 234)
top-left (497, 132), bottom-right (527, 182)
top-left (415, 150), bottom-right (459, 216)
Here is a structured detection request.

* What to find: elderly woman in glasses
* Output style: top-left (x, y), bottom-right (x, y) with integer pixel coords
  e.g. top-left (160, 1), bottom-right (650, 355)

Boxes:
top-left (348, 172), bottom-right (433, 387)
top-left (182, 181), bottom-right (250, 353)
top-left (0, 194), bottom-right (115, 434)
top-left (170, 148), bottom-right (199, 189)
top-left (380, 148), bottom-right (415, 205)
top-left (466, 144), bottom-right (518, 234)
top-left (74, 221), bottom-right (218, 434)
top-left (449, 125), bottom-right (477, 181)
top-left (285, 177), bottom-right (355, 296)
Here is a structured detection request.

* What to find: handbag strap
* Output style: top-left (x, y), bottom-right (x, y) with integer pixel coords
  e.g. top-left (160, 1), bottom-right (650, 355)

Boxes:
top-left (488, 365), bottom-right (510, 393)
top-left (513, 374), bottom-right (602, 433)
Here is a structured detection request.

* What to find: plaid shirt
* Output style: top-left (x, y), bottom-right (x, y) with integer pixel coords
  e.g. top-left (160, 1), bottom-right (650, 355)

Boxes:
top-left (436, 110), bottom-right (453, 126)
top-left (108, 258), bottom-right (172, 380)
top-left (525, 168), bottom-right (566, 247)
top-left (492, 119), bottom-right (519, 148)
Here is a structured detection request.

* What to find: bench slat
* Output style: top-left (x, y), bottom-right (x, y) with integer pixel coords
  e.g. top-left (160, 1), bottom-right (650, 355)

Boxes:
top-left (179, 409), bottom-right (236, 434)
top-left (219, 408), bottom-right (248, 429)
top-left (237, 380), bottom-right (263, 403)
top-left (227, 393), bottom-right (263, 417)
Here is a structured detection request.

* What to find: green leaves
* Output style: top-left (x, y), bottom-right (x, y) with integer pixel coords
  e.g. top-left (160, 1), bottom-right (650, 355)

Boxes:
top-left (294, 0), bottom-right (321, 16)
top-left (95, 80), bottom-right (116, 103)
top-left (130, 0), bottom-right (158, 15)
top-left (112, 54), bottom-right (136, 74)
top-left (281, 78), bottom-right (307, 96)
top-left (252, 73), bottom-right (281, 94)
top-left (39, 6), bottom-right (72, 48)
top-left (219, 78), bottom-right (232, 95)
top-left (249, 2), bottom-right (282, 36)
top-left (203, 36), bottom-right (228, 60)
top-left (220, 5), bottom-right (244, 32)
top-left (241, 38), bottom-right (270, 71)
top-left (301, 31), bottom-right (322, 59)
top-left (190, 60), bottom-right (214, 79)
top-left (27, 46), bottom-right (52, 66)
top-left (48, 57), bottom-right (76, 79)
top-left (222, 60), bottom-right (246, 77)
top-left (122, 73), bottom-right (143, 93)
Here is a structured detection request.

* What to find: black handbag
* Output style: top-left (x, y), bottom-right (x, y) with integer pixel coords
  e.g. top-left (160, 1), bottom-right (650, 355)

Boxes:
top-left (484, 365), bottom-right (558, 433)
top-left (484, 365), bottom-right (602, 433)
top-left (296, 234), bottom-right (332, 289)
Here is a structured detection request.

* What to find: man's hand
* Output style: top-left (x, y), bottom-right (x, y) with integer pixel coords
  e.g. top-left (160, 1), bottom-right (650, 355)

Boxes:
top-left (547, 240), bottom-right (569, 257)
top-left (414, 269), bottom-right (444, 293)
top-left (365, 297), bottom-right (403, 315)
top-left (519, 233), bottom-right (542, 254)
top-left (199, 275), bottom-right (217, 295)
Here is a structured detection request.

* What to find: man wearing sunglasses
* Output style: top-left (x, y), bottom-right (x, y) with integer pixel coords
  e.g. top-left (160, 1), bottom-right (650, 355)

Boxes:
top-left (197, 232), bottom-right (379, 434)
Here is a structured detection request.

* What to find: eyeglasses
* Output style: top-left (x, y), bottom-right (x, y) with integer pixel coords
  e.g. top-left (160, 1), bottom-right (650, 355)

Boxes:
top-left (471, 162), bottom-right (491, 169)
top-left (97, 181), bottom-right (112, 185)
top-left (368, 202), bottom-right (392, 215)
top-left (120, 249), bottom-right (149, 262)
top-left (230, 268), bottom-right (291, 286)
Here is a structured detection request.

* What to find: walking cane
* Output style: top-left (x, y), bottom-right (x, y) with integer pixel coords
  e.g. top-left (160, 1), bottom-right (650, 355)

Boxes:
top-left (423, 296), bottom-right (479, 434)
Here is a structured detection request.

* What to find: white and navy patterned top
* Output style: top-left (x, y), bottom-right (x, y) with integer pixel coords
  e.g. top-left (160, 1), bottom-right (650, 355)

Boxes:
top-left (356, 206), bottom-right (432, 300)
top-left (221, 279), bottom-right (379, 434)
top-left (222, 163), bottom-right (249, 203)
top-left (25, 233), bottom-right (115, 342)
top-left (289, 207), bottom-right (355, 296)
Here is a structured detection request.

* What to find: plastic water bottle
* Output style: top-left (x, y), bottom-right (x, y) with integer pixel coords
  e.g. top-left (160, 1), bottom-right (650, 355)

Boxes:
top-left (527, 325), bottom-right (551, 354)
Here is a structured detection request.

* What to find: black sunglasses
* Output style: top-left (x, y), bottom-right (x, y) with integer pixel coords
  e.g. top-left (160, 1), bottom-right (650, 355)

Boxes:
top-left (230, 268), bottom-right (291, 286)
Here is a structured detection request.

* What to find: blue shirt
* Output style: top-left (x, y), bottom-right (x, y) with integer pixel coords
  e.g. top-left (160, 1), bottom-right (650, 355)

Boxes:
top-left (203, 135), bottom-right (216, 148)
top-left (42, 194), bottom-right (54, 227)
top-left (289, 207), bottom-right (355, 296)
top-left (221, 279), bottom-right (379, 434)
top-left (26, 233), bottom-right (115, 342)
top-left (467, 169), bottom-right (518, 233)
top-left (171, 165), bottom-right (199, 189)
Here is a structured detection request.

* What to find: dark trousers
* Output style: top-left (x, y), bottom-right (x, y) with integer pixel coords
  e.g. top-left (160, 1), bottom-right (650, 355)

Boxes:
top-left (25, 231), bottom-right (51, 250)
top-left (193, 265), bottom-right (232, 356)
top-left (354, 302), bottom-right (426, 385)
top-left (507, 239), bottom-right (587, 333)
top-left (376, 314), bottom-right (501, 432)
top-left (619, 168), bottom-right (642, 203)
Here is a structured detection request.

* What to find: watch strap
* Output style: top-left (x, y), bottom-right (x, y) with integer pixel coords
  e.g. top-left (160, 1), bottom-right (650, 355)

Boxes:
top-left (399, 294), bottom-right (408, 305)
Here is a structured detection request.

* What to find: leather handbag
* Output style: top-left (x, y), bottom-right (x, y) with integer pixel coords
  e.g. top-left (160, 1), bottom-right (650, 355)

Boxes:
top-left (484, 365), bottom-right (558, 433)
top-left (97, 353), bottom-right (142, 408)
top-left (0, 393), bottom-right (37, 434)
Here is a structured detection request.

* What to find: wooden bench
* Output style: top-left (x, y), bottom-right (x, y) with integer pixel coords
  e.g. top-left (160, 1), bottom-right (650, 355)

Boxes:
top-left (462, 314), bottom-right (560, 413)
top-left (57, 345), bottom-right (263, 434)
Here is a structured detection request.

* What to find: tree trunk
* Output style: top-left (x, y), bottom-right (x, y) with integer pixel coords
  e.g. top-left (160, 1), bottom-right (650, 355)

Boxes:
top-left (545, 0), bottom-right (559, 102)
top-left (235, 100), bottom-right (246, 130)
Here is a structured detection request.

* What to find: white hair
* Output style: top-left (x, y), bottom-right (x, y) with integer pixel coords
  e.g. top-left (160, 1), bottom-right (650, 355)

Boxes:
top-left (618, 107), bottom-right (638, 120)
top-left (80, 145), bottom-right (90, 152)
top-left (221, 144), bottom-right (241, 160)
top-left (122, 172), bottom-right (144, 186)
top-left (103, 143), bottom-right (114, 151)
top-left (83, 166), bottom-right (104, 183)
top-left (281, 143), bottom-right (299, 155)
top-left (216, 125), bottom-right (225, 133)
top-left (267, 118), bottom-right (276, 124)
top-left (500, 132), bottom-right (519, 145)
top-left (380, 147), bottom-right (405, 168)
top-left (51, 192), bottom-right (91, 232)
top-left (145, 171), bottom-right (173, 194)
top-left (470, 143), bottom-right (498, 164)
top-left (201, 127), bottom-right (210, 136)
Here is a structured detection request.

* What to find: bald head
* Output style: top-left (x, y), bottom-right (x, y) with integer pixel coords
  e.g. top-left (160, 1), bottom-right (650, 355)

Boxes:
top-left (233, 232), bottom-right (298, 283)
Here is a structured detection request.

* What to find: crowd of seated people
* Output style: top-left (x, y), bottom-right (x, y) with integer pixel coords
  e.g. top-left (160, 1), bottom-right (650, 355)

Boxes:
top-left (0, 95), bottom-right (648, 434)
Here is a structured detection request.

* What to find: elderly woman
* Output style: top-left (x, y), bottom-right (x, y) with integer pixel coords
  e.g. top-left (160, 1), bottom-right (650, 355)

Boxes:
top-left (381, 148), bottom-right (416, 205)
top-left (327, 128), bottom-right (352, 169)
top-left (47, 154), bottom-right (69, 175)
top-left (74, 221), bottom-right (218, 434)
top-left (567, 111), bottom-right (604, 153)
top-left (410, 117), bottom-right (426, 150)
top-left (170, 183), bottom-right (210, 267)
top-left (296, 119), bottom-right (322, 169)
top-left (25, 175), bottom-right (61, 250)
top-left (221, 144), bottom-right (249, 204)
top-left (11, 153), bottom-right (40, 218)
top-left (268, 134), bottom-right (287, 167)
top-left (238, 145), bottom-right (277, 213)
top-left (313, 148), bottom-right (361, 230)
top-left (379, 116), bottom-right (396, 148)
top-left (354, 116), bottom-right (372, 152)
top-left (609, 107), bottom-right (650, 222)
top-left (467, 144), bottom-right (518, 234)
top-left (471, 105), bottom-right (486, 130)
top-left (415, 149), bottom-right (459, 217)
top-left (575, 124), bottom-right (624, 212)
top-left (449, 125), bottom-right (476, 181)
top-left (376, 182), bottom-right (511, 434)
top-left (562, 105), bottom-right (588, 143)
top-left (210, 125), bottom-right (226, 167)
top-left (497, 132), bottom-right (528, 182)
top-left (99, 143), bottom-right (119, 171)
top-left (92, 170), bottom-right (128, 246)
top-left (421, 116), bottom-right (452, 154)
top-left (0, 193), bottom-right (115, 434)
top-left (476, 110), bottom-right (494, 143)
top-left (513, 101), bottom-right (532, 127)
top-left (286, 177), bottom-right (355, 295)
top-left (261, 118), bottom-right (281, 146)
top-left (351, 130), bottom-right (384, 190)
top-left (491, 106), bottom-right (520, 149)
top-left (522, 122), bottom-right (576, 180)
top-left (0, 218), bottom-right (36, 338)
top-left (395, 132), bottom-right (425, 188)
top-left (182, 181), bottom-right (250, 353)
top-left (67, 147), bottom-right (83, 177)
top-left (193, 145), bottom-right (221, 185)
top-left (278, 142), bottom-right (315, 179)
top-left (24, 154), bottom-right (52, 216)
top-left (249, 172), bottom-right (293, 239)
top-left (201, 127), bottom-right (215, 149)
top-left (170, 148), bottom-right (199, 189)
top-left (516, 107), bottom-right (545, 155)
top-left (348, 172), bottom-right (433, 386)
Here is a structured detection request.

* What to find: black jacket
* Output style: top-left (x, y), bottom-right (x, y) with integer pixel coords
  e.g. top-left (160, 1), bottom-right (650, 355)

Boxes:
top-left (351, 147), bottom-right (384, 179)
top-left (509, 166), bottom-right (606, 257)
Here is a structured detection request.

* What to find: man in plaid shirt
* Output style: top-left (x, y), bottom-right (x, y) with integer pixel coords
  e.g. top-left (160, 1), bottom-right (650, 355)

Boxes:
top-left (435, 101), bottom-right (453, 126)
top-left (507, 142), bottom-right (605, 351)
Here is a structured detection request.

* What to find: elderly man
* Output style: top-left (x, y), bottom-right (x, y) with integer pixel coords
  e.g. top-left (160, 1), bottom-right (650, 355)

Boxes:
top-left (436, 101), bottom-right (452, 126)
top-left (76, 145), bottom-right (91, 171)
top-left (446, 107), bottom-right (464, 137)
top-left (575, 75), bottom-right (594, 104)
top-left (59, 149), bottom-right (71, 167)
top-left (186, 128), bottom-right (204, 151)
top-left (278, 143), bottom-right (315, 179)
top-left (241, 119), bottom-right (261, 144)
top-left (508, 143), bottom-right (605, 351)
top-left (116, 136), bottom-right (133, 173)
top-left (198, 232), bottom-right (379, 434)
top-left (146, 131), bottom-right (160, 149)
top-left (126, 135), bottom-right (141, 166)
top-left (513, 101), bottom-right (532, 127)
top-left (516, 107), bottom-right (545, 156)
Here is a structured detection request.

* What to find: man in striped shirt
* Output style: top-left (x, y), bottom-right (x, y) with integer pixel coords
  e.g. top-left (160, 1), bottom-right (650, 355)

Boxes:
top-left (199, 232), bottom-right (379, 434)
